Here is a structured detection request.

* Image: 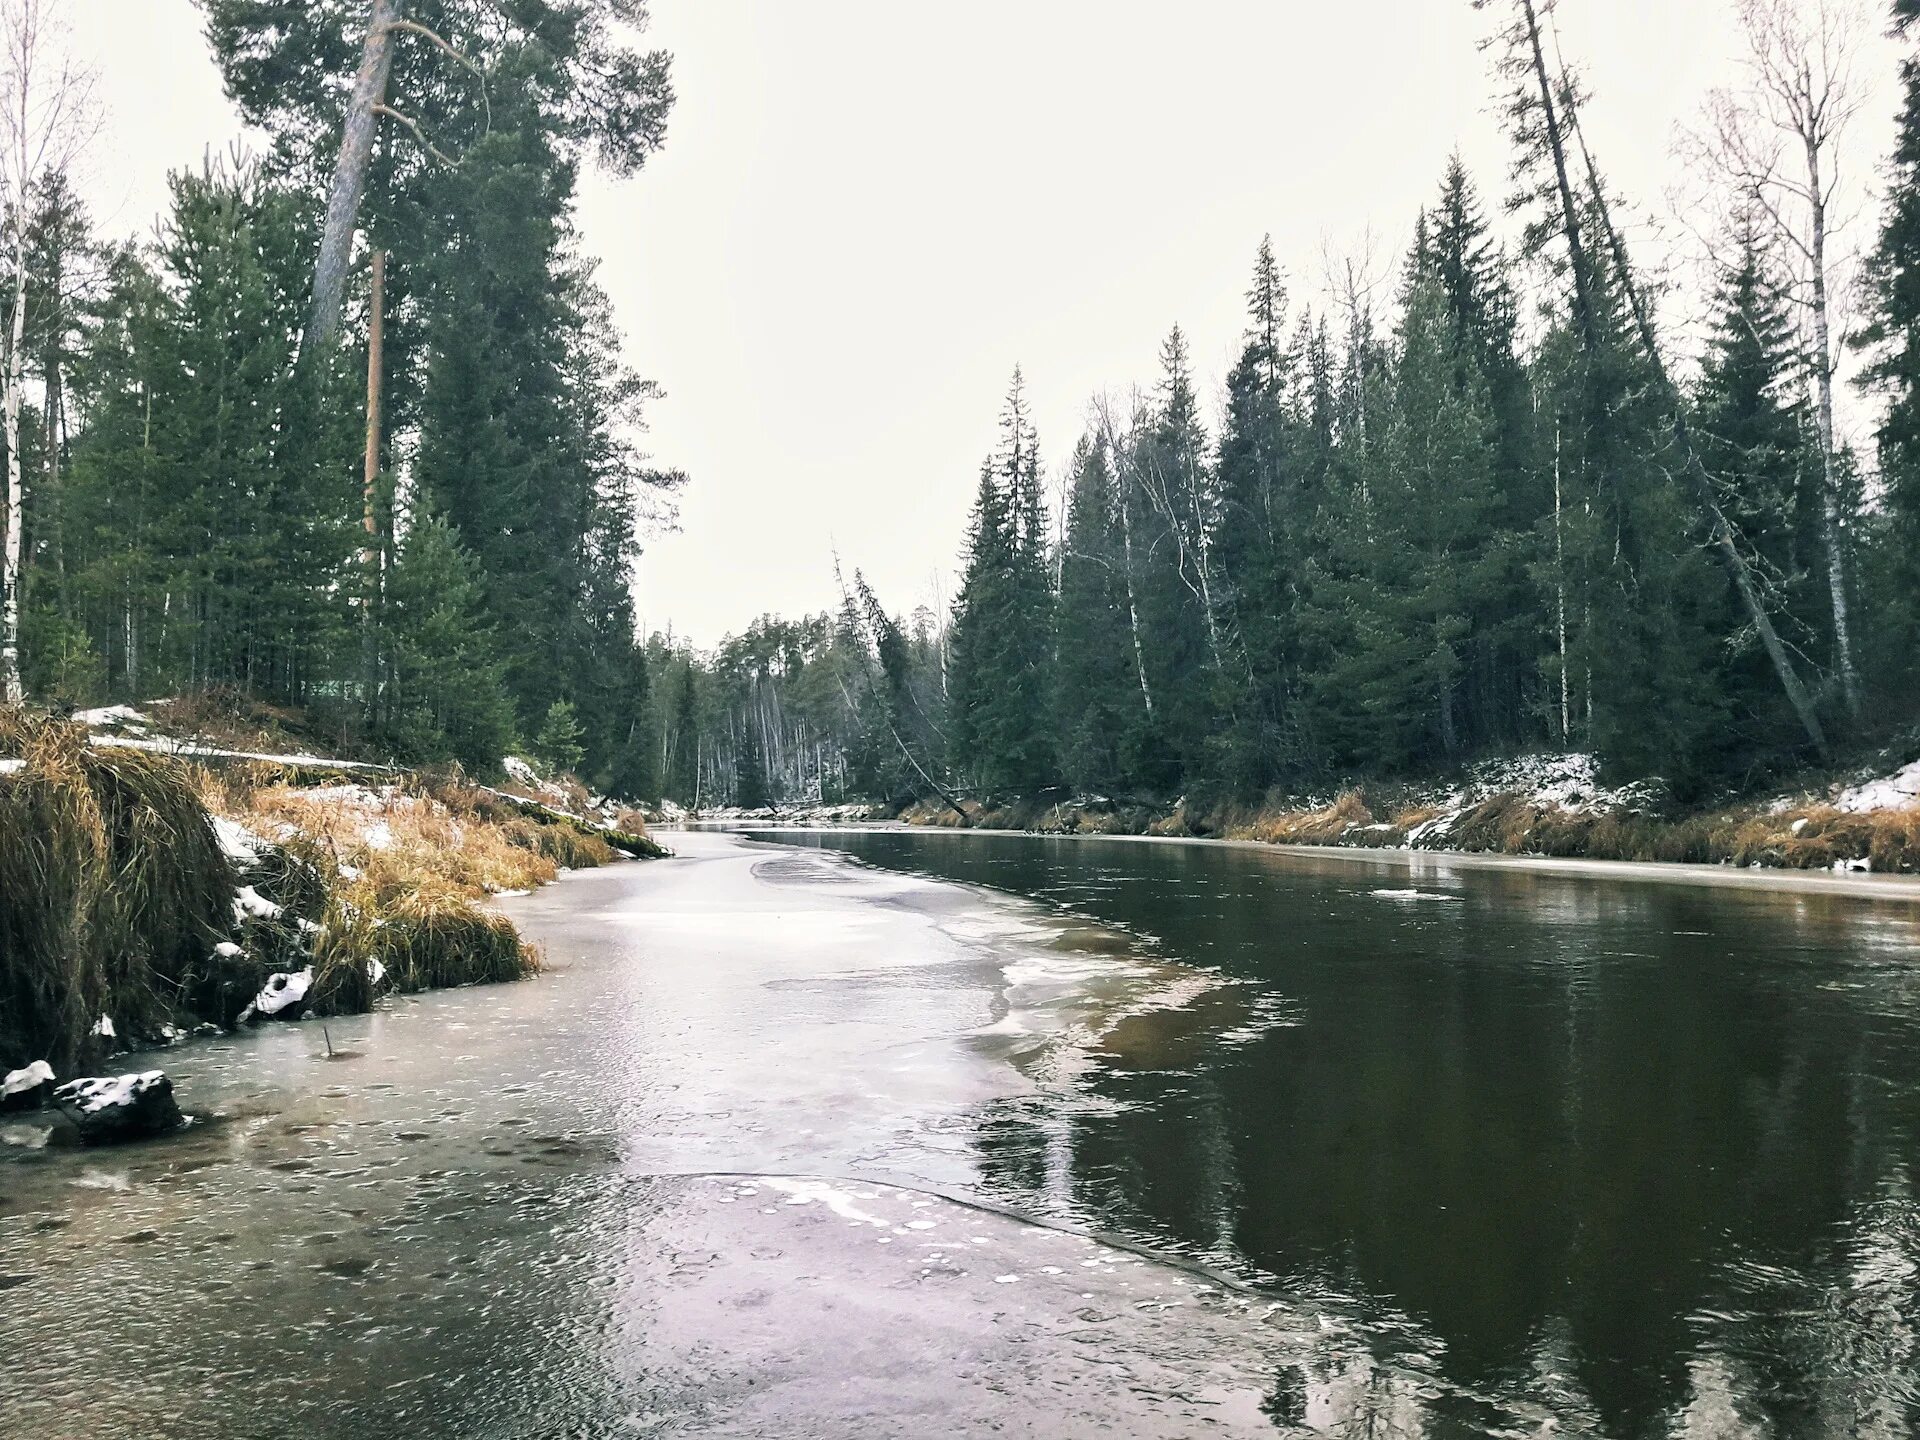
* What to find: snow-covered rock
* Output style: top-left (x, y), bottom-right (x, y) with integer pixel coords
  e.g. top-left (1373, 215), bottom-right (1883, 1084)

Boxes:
top-left (241, 967), bottom-right (314, 1024)
top-left (2, 1061), bottom-right (54, 1112)
top-left (1837, 759), bottom-right (1920, 814)
top-left (50, 1071), bottom-right (184, 1143)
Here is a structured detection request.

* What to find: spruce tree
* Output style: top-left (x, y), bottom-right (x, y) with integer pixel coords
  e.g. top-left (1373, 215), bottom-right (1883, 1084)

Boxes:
top-left (380, 512), bottom-right (517, 773)
top-left (1855, 0), bottom-right (1920, 701)
top-left (946, 371), bottom-right (1055, 793)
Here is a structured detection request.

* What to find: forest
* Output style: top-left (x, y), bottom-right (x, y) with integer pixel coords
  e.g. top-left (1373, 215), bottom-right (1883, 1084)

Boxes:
top-left (649, 0), bottom-right (1920, 813)
top-left (1, 0), bottom-right (1917, 817)
top-left (0, 0), bottom-right (679, 793)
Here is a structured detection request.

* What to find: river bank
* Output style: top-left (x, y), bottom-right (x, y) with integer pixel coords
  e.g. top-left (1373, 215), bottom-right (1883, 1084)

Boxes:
top-left (0, 706), bottom-right (660, 1090)
top-left (884, 750), bottom-right (1920, 878)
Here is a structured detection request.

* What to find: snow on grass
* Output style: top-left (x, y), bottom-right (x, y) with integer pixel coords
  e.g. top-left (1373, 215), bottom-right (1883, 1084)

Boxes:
top-left (1836, 759), bottom-right (1920, 814)
top-left (72, 704), bottom-right (151, 730)
top-left (90, 734), bottom-right (378, 768)
top-left (233, 885), bottom-right (283, 922)
top-left (212, 815), bottom-right (267, 864)
top-left (0, 757), bottom-right (21, 775)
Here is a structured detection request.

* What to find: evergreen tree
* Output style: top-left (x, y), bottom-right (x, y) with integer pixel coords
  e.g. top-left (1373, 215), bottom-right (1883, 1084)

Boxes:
top-left (1053, 432), bottom-right (1139, 792)
top-left (946, 371), bottom-right (1055, 792)
top-left (1854, 0), bottom-right (1920, 702)
top-left (533, 699), bottom-right (586, 776)
top-left (380, 512), bottom-right (517, 773)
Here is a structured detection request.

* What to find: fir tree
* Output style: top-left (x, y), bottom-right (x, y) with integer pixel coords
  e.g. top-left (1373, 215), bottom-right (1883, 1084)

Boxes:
top-left (946, 371), bottom-right (1055, 792)
top-left (380, 512), bottom-right (517, 773)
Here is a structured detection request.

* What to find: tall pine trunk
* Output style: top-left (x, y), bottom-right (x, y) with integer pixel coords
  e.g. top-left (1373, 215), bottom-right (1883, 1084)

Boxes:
top-left (304, 0), bottom-right (400, 360)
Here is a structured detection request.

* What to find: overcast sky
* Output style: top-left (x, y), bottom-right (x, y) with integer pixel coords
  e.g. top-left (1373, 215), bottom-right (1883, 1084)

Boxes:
top-left (75, 1), bottom-right (1904, 646)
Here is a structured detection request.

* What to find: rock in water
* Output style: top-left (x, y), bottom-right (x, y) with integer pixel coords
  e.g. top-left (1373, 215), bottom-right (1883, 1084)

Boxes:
top-left (1, 1060), bottom-right (55, 1112)
top-left (241, 966), bottom-right (314, 1025)
top-left (51, 1072), bottom-right (185, 1143)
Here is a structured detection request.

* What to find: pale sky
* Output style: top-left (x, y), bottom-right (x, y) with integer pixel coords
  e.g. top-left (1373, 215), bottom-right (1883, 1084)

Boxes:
top-left (74, 1), bottom-right (1904, 646)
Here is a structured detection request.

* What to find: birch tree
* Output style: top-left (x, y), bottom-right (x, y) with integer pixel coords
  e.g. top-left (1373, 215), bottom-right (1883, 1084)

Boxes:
top-left (1691, 0), bottom-right (1868, 717)
top-left (0, 0), bottom-right (91, 706)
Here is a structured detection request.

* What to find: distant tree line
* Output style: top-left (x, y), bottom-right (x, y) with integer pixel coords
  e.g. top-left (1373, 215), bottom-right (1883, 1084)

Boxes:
top-left (662, 0), bottom-right (1920, 811)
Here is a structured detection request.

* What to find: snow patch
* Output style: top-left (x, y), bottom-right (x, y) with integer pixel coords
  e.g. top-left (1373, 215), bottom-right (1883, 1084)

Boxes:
top-left (0, 757), bottom-right (22, 776)
top-left (90, 1015), bottom-right (116, 1038)
top-left (90, 735), bottom-right (375, 768)
top-left (3, 1061), bottom-right (53, 1097)
top-left (247, 967), bottom-right (313, 1019)
top-left (212, 816), bottom-right (266, 863)
top-left (73, 704), bottom-right (150, 729)
top-left (1836, 759), bottom-right (1920, 814)
top-left (233, 886), bottom-right (282, 922)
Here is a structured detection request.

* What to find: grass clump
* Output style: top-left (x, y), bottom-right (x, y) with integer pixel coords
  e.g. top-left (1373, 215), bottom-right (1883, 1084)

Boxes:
top-left (0, 709), bottom-right (236, 1072)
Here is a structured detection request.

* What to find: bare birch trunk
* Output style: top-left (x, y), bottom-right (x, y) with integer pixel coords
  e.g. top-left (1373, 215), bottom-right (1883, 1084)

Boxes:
top-left (1511, 0), bottom-right (1830, 757)
top-left (1554, 421), bottom-right (1570, 743)
top-left (1, 236), bottom-right (23, 704)
top-left (1804, 133), bottom-right (1861, 717)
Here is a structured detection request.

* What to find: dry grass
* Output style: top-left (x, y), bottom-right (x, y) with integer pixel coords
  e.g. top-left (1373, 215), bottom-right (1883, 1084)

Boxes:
top-left (1243, 789), bottom-right (1375, 845)
top-left (899, 774), bottom-right (1920, 875)
top-left (0, 709), bottom-right (236, 1071)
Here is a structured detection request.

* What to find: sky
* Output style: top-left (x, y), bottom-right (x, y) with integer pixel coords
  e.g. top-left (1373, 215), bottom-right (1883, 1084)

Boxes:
top-left (73, 1), bottom-right (1905, 647)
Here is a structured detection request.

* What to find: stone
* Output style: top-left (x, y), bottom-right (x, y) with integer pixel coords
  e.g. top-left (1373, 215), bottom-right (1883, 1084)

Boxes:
top-left (1, 1060), bottom-right (54, 1112)
top-left (50, 1071), bottom-right (185, 1143)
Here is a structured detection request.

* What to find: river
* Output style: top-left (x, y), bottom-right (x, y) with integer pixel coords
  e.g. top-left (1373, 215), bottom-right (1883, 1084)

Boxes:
top-left (2, 827), bottom-right (1918, 1437)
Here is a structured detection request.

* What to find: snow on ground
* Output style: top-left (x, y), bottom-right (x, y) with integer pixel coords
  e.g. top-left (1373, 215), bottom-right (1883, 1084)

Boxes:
top-left (1836, 759), bottom-right (1920, 814)
top-left (0, 757), bottom-right (22, 775)
top-left (89, 734), bottom-right (378, 768)
top-left (72, 704), bottom-right (152, 730)
top-left (1400, 753), bottom-right (1665, 850)
top-left (502, 755), bottom-right (571, 804)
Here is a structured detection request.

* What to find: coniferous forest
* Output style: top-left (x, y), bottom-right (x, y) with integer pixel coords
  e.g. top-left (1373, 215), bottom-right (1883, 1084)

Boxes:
top-left (650, 0), bottom-right (1920, 815)
top-left (2, 1), bottom-right (1918, 818)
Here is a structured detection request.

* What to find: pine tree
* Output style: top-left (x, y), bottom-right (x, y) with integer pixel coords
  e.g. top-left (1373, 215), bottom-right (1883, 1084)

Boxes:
top-left (1855, 0), bottom-right (1920, 702)
top-left (1053, 432), bottom-right (1139, 792)
top-left (533, 699), bottom-right (586, 776)
top-left (1210, 239), bottom-right (1306, 788)
top-left (380, 512), bottom-right (517, 772)
top-left (946, 371), bottom-right (1055, 792)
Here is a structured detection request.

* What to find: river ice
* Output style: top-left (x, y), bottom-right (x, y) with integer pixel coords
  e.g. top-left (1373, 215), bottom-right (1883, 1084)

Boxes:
top-left (0, 829), bottom-right (1528, 1438)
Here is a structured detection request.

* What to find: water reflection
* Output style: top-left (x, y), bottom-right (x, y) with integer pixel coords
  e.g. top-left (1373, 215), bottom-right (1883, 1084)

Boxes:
top-left (757, 829), bottom-right (1920, 1438)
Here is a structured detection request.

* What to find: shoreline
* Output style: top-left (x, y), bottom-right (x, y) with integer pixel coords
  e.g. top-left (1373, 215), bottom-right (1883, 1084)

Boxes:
top-left (689, 819), bottom-right (1920, 903)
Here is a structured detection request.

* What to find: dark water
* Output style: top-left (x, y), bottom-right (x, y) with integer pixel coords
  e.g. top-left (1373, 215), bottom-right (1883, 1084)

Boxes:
top-left (747, 829), bottom-right (1920, 1439)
